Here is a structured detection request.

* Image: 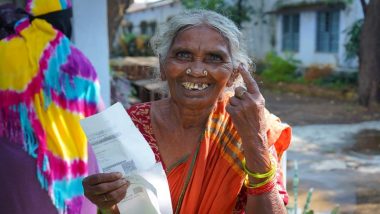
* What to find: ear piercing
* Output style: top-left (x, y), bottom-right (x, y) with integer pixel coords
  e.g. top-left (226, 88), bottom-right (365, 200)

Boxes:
top-left (203, 70), bottom-right (208, 76)
top-left (186, 68), bottom-right (192, 74)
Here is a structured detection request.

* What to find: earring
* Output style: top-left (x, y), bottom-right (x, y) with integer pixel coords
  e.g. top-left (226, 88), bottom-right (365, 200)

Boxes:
top-left (186, 68), bottom-right (192, 75)
top-left (203, 70), bottom-right (208, 76)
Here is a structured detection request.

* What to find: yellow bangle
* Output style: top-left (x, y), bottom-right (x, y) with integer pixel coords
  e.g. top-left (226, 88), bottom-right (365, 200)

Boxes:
top-left (242, 155), bottom-right (277, 179)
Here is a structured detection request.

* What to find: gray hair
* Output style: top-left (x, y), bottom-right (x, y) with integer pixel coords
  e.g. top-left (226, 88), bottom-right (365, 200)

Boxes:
top-left (150, 9), bottom-right (252, 70)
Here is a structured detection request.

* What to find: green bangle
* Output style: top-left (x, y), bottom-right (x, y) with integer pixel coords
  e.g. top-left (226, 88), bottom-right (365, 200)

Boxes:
top-left (242, 154), bottom-right (277, 179)
top-left (98, 208), bottom-right (113, 214)
top-left (244, 173), bottom-right (276, 188)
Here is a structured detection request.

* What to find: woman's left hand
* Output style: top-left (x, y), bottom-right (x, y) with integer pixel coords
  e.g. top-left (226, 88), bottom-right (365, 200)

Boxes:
top-left (226, 63), bottom-right (268, 151)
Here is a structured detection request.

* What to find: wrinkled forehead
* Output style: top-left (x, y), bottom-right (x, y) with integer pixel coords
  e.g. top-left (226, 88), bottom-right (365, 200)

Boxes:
top-left (171, 24), bottom-right (231, 52)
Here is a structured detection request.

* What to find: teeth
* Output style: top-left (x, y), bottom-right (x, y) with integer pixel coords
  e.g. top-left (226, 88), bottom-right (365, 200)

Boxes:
top-left (182, 82), bottom-right (209, 90)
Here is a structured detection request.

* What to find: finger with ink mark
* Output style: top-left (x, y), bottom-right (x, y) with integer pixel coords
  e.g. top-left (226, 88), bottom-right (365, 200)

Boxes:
top-left (237, 63), bottom-right (260, 94)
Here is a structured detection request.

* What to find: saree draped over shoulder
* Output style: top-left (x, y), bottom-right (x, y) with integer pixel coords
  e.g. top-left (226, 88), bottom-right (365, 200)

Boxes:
top-left (127, 97), bottom-right (291, 213)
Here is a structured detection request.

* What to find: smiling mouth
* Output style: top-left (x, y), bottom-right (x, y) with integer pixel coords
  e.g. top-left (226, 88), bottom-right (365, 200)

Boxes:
top-left (182, 82), bottom-right (210, 90)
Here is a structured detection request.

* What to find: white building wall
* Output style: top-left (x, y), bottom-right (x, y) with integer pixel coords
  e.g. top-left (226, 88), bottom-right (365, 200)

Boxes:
top-left (72, 0), bottom-right (110, 106)
top-left (122, 0), bottom-right (364, 70)
top-left (126, 2), bottom-right (183, 35)
top-left (277, 12), bottom-right (340, 66)
top-left (242, 0), bottom-right (277, 60)
top-left (276, 1), bottom-right (364, 69)
top-left (112, 1), bottom-right (182, 49)
top-left (338, 1), bottom-right (364, 68)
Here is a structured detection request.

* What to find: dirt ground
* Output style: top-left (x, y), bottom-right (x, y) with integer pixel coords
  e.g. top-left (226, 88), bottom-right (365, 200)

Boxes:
top-left (262, 89), bottom-right (380, 126)
top-left (262, 88), bottom-right (380, 213)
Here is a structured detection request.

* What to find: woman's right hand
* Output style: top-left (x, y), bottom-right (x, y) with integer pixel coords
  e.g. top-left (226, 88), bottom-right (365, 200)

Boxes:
top-left (82, 172), bottom-right (129, 211)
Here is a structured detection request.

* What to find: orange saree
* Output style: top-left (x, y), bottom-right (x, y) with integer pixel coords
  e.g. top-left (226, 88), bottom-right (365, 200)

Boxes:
top-left (127, 98), bottom-right (291, 213)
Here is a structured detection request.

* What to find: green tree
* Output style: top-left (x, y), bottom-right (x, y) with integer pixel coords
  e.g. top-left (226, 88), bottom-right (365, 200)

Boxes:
top-left (344, 19), bottom-right (363, 61)
top-left (180, 0), bottom-right (253, 28)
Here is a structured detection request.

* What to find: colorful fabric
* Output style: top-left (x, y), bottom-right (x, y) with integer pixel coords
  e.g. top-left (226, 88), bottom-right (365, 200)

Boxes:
top-left (0, 137), bottom-right (100, 214)
top-left (0, 15), bottom-right (101, 214)
top-left (127, 97), bottom-right (291, 213)
top-left (26, 0), bottom-right (72, 16)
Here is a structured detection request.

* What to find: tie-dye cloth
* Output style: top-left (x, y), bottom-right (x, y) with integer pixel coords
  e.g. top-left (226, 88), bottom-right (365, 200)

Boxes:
top-left (26, 0), bottom-right (72, 16)
top-left (0, 2), bottom-right (102, 213)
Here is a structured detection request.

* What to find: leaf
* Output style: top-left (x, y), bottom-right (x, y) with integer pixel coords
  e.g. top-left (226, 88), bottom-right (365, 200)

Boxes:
top-left (304, 210), bottom-right (314, 214)
top-left (180, 0), bottom-right (253, 27)
top-left (302, 188), bottom-right (314, 214)
top-left (330, 205), bottom-right (340, 214)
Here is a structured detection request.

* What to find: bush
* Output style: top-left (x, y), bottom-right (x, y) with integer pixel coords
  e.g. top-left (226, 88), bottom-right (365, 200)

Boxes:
top-left (304, 64), bottom-right (334, 82)
top-left (253, 59), bottom-right (267, 75)
top-left (344, 19), bottom-right (363, 61)
top-left (315, 71), bottom-right (358, 89)
top-left (113, 33), bottom-right (154, 57)
top-left (261, 52), bottom-right (299, 82)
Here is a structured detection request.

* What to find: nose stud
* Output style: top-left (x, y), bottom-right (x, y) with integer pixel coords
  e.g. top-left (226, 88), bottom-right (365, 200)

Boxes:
top-left (185, 68), bottom-right (208, 76)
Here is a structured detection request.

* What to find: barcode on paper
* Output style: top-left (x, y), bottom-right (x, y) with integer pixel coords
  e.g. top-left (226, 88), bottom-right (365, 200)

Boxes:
top-left (122, 160), bottom-right (137, 173)
top-left (102, 160), bottom-right (136, 174)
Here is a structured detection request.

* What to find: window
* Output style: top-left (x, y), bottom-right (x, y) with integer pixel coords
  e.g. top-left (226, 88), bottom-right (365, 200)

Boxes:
top-left (140, 21), bottom-right (148, 35)
top-left (316, 11), bottom-right (340, 53)
top-left (149, 22), bottom-right (157, 35)
top-left (127, 23), bottom-right (134, 33)
top-left (282, 14), bottom-right (300, 52)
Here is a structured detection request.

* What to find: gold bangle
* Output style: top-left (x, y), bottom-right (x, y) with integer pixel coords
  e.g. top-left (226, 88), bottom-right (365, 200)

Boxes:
top-left (242, 155), bottom-right (277, 179)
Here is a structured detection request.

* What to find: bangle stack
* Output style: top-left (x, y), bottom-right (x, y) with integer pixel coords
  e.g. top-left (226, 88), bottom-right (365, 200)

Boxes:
top-left (242, 155), bottom-right (277, 195)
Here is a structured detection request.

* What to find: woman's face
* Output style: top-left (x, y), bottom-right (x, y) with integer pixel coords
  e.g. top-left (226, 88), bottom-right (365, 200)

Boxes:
top-left (162, 25), bottom-right (234, 110)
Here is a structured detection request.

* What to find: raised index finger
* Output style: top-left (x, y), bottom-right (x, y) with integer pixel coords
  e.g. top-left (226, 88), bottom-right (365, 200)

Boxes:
top-left (83, 172), bottom-right (123, 186)
top-left (237, 63), bottom-right (260, 94)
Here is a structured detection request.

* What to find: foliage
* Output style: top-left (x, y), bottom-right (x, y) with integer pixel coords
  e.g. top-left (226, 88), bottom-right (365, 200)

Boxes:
top-left (275, 0), bottom-right (353, 12)
top-left (344, 19), bottom-right (363, 60)
top-left (180, 0), bottom-right (253, 28)
top-left (286, 160), bottom-right (340, 214)
top-left (254, 60), bottom-right (267, 75)
top-left (313, 71), bottom-right (358, 89)
top-left (261, 52), bottom-right (300, 83)
top-left (322, 0), bottom-right (353, 5)
top-left (304, 64), bottom-right (333, 82)
top-left (114, 32), bottom-right (154, 57)
top-left (258, 53), bottom-right (357, 90)
top-left (181, 0), bottom-right (224, 10)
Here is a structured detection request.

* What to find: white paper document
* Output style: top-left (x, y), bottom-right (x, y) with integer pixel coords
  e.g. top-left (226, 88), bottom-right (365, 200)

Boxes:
top-left (80, 102), bottom-right (173, 214)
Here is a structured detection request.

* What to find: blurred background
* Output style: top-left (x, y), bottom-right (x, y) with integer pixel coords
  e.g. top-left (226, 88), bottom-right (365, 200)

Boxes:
top-left (2, 0), bottom-right (380, 213)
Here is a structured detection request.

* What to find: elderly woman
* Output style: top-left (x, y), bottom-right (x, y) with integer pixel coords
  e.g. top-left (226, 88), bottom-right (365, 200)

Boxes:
top-left (83, 10), bottom-right (291, 213)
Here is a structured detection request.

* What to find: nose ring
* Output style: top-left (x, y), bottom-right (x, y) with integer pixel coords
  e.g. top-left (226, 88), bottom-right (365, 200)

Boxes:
top-left (185, 68), bottom-right (207, 76)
